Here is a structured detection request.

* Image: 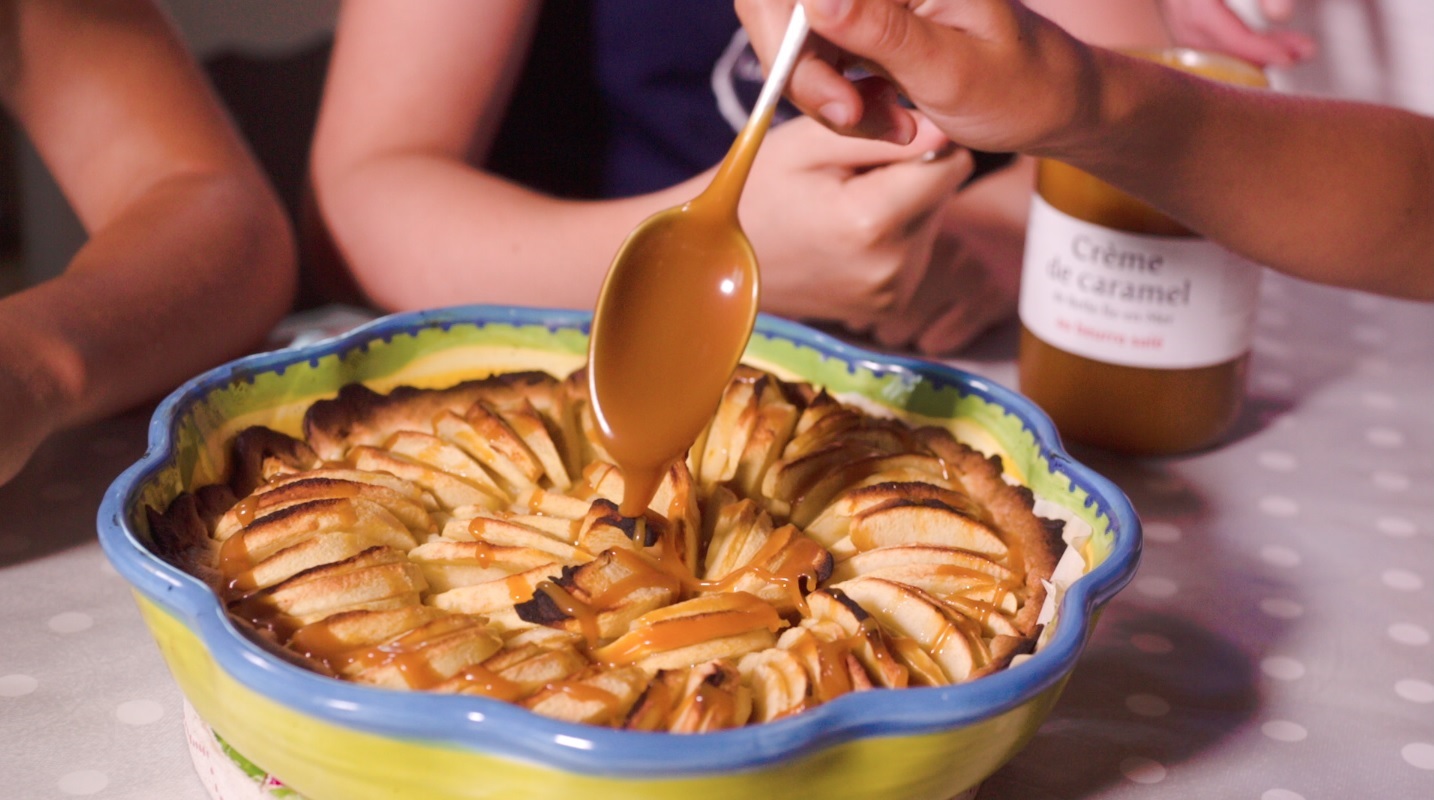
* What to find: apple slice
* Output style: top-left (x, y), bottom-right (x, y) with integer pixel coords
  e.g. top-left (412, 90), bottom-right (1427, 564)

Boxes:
top-left (830, 576), bottom-right (976, 684)
top-left (847, 498), bottom-right (1007, 557)
top-left (349, 446), bottom-right (504, 511)
top-left (522, 665), bottom-right (650, 726)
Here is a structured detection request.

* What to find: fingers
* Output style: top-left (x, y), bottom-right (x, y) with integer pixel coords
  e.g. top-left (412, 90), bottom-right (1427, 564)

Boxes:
top-left (871, 233), bottom-right (1019, 355)
top-left (847, 127), bottom-right (973, 221)
top-left (764, 112), bottom-right (948, 171)
top-left (1258, 0), bottom-right (1297, 23)
top-left (736, 0), bottom-right (871, 133)
top-left (1164, 0), bottom-right (1314, 67)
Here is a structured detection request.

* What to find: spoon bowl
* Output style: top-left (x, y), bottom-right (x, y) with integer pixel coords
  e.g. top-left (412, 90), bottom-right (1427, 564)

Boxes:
top-left (588, 8), bottom-right (810, 516)
top-left (588, 197), bottom-right (759, 514)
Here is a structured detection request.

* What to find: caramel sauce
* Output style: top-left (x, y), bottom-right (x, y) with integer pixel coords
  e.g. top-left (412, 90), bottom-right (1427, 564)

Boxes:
top-left (593, 593), bottom-right (783, 666)
top-left (695, 525), bottom-right (825, 613)
top-left (450, 663), bottom-right (525, 702)
top-left (587, 62), bottom-right (772, 518)
top-left (541, 680), bottom-right (624, 716)
top-left (789, 632), bottom-right (854, 702)
top-left (683, 681), bottom-right (739, 732)
top-left (1020, 50), bottom-right (1267, 455)
top-left (590, 549), bottom-right (684, 609)
top-left (536, 581), bottom-right (602, 645)
top-left (217, 529), bottom-right (253, 579)
top-left (505, 573), bottom-right (535, 605)
top-left (233, 495), bottom-right (260, 528)
top-left (291, 616), bottom-right (493, 691)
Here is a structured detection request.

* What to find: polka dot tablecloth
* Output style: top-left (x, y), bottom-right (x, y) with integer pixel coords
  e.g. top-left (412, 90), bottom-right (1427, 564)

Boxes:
top-left (2, 277), bottom-right (1430, 799)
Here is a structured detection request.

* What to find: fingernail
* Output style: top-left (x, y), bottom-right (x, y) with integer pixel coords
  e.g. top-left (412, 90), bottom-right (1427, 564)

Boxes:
top-left (818, 101), bottom-right (854, 128)
top-left (806, 0), bottom-right (850, 21)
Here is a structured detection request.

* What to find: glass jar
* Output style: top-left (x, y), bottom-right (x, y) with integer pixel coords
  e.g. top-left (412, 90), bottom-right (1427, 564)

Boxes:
top-left (1017, 49), bottom-right (1268, 455)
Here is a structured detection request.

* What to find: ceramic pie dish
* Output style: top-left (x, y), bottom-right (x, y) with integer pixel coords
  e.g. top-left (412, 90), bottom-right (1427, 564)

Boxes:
top-left (98, 305), bottom-right (1141, 800)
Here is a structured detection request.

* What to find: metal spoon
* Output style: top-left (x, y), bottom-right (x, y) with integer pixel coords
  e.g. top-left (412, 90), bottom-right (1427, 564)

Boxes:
top-left (587, 7), bottom-right (810, 517)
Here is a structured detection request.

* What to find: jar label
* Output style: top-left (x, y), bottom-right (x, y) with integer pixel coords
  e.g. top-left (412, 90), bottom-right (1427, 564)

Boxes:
top-left (1019, 195), bottom-right (1263, 369)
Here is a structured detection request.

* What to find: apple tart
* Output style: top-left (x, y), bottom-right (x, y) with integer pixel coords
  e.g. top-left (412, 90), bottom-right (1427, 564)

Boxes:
top-left (150, 366), bottom-right (1064, 731)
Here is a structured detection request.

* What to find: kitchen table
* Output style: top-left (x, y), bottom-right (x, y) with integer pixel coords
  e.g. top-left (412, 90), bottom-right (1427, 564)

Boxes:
top-left (3, 274), bottom-right (1430, 798)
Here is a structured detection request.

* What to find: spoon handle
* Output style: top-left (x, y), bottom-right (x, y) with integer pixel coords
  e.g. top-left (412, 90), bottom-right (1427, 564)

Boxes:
top-left (750, 5), bottom-right (810, 131)
top-left (703, 6), bottom-right (810, 210)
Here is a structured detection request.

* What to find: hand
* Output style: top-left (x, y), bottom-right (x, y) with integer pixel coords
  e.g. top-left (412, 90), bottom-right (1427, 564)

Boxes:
top-left (1159, 0), bottom-right (1315, 67)
top-left (723, 114), bottom-right (985, 353)
top-left (735, 0), bottom-right (1099, 154)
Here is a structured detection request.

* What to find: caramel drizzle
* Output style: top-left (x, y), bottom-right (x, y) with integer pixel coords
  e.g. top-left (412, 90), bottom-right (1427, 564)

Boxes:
top-left (694, 524), bottom-right (825, 614)
top-left (592, 593), bottom-right (783, 666)
top-left (447, 663), bottom-right (525, 702)
top-left (539, 680), bottom-right (625, 717)
top-left (289, 616), bottom-right (511, 694)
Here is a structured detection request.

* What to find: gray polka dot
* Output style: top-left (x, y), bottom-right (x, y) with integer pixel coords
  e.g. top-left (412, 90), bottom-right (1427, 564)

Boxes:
top-left (1382, 569), bottom-right (1424, 591)
top-left (1403, 742), bottom-right (1434, 770)
top-left (1372, 471), bottom-right (1412, 492)
top-left (0, 674), bottom-right (39, 697)
top-left (1144, 522), bottom-right (1182, 544)
top-left (58, 770), bottom-right (109, 796)
top-left (1135, 576), bottom-right (1178, 599)
top-left (1395, 679), bottom-right (1434, 704)
top-left (1261, 545), bottom-right (1302, 568)
top-left (1255, 372), bottom-right (1296, 392)
top-left (116, 699), bottom-right (165, 726)
top-left (47, 612), bottom-right (94, 634)
top-left (1258, 496), bottom-right (1299, 517)
top-left (1125, 694), bottom-right (1171, 717)
top-left (1261, 656), bottom-right (1306, 681)
top-left (1389, 623), bottom-right (1431, 646)
top-left (1261, 720), bottom-right (1308, 742)
top-left (1257, 451), bottom-right (1298, 472)
top-left (1119, 756), bottom-right (1167, 784)
top-left (1260, 598), bottom-right (1304, 619)
top-left (1366, 427), bottom-right (1406, 448)
top-left (1377, 517), bottom-right (1418, 538)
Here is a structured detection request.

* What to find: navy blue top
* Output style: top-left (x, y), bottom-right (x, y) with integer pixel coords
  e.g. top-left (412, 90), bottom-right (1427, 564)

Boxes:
top-left (485, 0), bottom-right (778, 199)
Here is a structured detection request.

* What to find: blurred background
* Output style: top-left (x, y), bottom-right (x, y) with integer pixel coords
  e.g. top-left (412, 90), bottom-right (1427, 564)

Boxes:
top-left (0, 0), bottom-right (338, 298)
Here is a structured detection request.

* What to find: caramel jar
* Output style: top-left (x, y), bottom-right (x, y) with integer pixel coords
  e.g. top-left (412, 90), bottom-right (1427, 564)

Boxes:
top-left (1017, 49), bottom-right (1268, 455)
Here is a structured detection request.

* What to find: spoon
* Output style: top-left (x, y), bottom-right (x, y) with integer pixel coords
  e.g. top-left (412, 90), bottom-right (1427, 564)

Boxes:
top-left (588, 7), bottom-right (810, 518)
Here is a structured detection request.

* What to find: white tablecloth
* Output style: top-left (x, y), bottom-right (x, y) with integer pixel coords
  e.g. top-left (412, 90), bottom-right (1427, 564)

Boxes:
top-left (3, 274), bottom-right (1431, 799)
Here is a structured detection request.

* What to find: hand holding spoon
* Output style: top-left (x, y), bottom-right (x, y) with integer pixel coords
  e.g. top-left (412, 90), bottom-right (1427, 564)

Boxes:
top-left (587, 8), bottom-right (810, 517)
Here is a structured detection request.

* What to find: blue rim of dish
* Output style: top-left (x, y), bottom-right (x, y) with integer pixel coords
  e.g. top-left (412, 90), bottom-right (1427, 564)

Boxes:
top-left (97, 305), bottom-right (1142, 778)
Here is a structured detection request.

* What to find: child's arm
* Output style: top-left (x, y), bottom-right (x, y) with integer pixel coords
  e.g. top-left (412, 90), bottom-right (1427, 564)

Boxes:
top-left (0, 0), bottom-right (296, 485)
top-left (309, 0), bottom-right (986, 351)
top-left (738, 0), bottom-right (1434, 299)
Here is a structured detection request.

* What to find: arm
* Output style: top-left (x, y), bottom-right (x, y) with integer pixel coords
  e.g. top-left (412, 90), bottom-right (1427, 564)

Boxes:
top-left (310, 0), bottom-right (974, 348)
top-left (737, 0), bottom-right (1434, 299)
top-left (0, 0), bottom-right (296, 485)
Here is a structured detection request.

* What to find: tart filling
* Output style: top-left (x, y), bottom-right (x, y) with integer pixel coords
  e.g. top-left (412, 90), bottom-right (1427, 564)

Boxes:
top-left (151, 366), bottom-right (1064, 732)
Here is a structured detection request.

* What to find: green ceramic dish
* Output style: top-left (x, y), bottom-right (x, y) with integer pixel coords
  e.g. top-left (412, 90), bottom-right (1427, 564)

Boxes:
top-left (99, 306), bottom-right (1141, 800)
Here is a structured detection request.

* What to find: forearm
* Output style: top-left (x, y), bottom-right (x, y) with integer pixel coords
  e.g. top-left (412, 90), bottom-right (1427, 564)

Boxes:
top-left (316, 152), bottom-right (689, 311)
top-left (0, 170), bottom-right (294, 429)
top-left (1060, 50), bottom-right (1434, 298)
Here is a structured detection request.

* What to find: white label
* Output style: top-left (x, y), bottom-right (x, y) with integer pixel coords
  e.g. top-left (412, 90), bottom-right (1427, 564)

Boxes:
top-left (1019, 195), bottom-right (1263, 369)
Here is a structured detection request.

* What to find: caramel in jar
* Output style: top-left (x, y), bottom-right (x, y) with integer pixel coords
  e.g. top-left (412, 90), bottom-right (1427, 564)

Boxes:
top-left (1018, 49), bottom-right (1267, 455)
